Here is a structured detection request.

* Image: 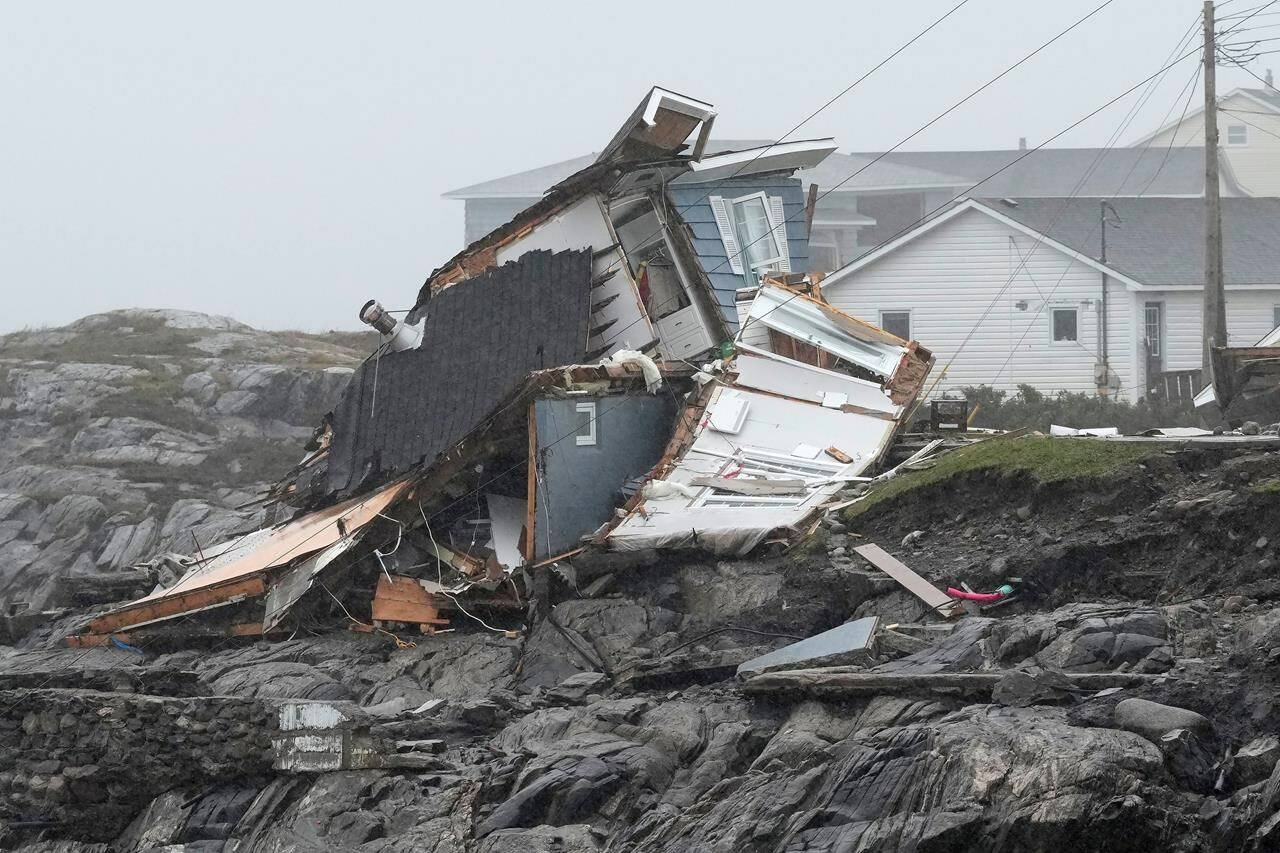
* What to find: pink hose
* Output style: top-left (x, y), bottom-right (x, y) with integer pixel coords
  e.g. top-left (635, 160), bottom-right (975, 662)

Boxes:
top-left (946, 587), bottom-right (1005, 603)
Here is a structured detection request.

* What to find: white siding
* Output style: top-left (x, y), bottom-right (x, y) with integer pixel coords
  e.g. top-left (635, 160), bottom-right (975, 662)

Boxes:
top-left (1143, 92), bottom-right (1280, 196)
top-left (823, 208), bottom-right (1138, 399)
top-left (1143, 288), bottom-right (1280, 376)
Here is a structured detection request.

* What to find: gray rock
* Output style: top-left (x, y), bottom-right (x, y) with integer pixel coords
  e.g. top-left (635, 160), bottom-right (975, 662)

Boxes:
top-left (1241, 421), bottom-right (1262, 435)
top-left (1114, 697), bottom-right (1211, 743)
top-left (1015, 504), bottom-right (1033, 521)
top-left (1233, 735), bottom-right (1280, 788)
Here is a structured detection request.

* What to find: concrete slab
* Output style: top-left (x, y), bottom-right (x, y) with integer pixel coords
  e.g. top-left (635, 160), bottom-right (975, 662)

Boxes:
top-left (736, 616), bottom-right (879, 678)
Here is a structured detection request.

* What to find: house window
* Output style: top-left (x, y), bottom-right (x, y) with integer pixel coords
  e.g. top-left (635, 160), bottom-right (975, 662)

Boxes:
top-left (1051, 308), bottom-right (1078, 343)
top-left (880, 310), bottom-right (911, 341)
top-left (730, 193), bottom-right (784, 272)
top-left (574, 401), bottom-right (597, 446)
top-left (1273, 304), bottom-right (1280, 330)
top-left (1227, 123), bottom-right (1248, 146)
top-left (709, 192), bottom-right (789, 281)
top-left (1144, 302), bottom-right (1163, 357)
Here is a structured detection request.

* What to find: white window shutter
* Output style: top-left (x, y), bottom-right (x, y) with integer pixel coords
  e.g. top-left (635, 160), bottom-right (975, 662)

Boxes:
top-left (709, 196), bottom-right (744, 274)
top-left (768, 195), bottom-right (791, 272)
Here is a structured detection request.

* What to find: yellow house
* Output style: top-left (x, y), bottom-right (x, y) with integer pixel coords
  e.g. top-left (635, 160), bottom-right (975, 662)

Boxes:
top-left (1133, 84), bottom-right (1280, 196)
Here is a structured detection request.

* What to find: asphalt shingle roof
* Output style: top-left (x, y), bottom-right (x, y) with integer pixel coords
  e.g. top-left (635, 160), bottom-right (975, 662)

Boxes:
top-left (977, 196), bottom-right (1280, 286)
top-left (444, 144), bottom-right (1210, 200)
top-left (858, 147), bottom-right (1209, 197)
top-left (327, 248), bottom-right (593, 495)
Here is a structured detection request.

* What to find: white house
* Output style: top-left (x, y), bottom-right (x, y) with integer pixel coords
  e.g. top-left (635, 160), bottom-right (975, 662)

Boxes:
top-left (816, 197), bottom-right (1280, 401)
top-left (1132, 83), bottom-right (1280, 197)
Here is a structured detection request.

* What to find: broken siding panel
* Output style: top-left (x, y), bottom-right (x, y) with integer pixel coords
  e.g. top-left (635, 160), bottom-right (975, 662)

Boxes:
top-left (669, 178), bottom-right (810, 330)
top-left (824, 207), bottom-right (1137, 398)
top-left (732, 347), bottom-right (899, 415)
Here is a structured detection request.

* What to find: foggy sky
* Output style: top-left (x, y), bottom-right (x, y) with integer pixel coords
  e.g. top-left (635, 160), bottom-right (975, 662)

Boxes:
top-left (0, 1), bottom-right (1263, 333)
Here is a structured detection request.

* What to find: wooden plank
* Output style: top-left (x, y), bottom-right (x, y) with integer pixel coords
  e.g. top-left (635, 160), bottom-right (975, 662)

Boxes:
top-left (524, 402), bottom-right (538, 564)
top-left (370, 575), bottom-right (450, 627)
top-left (825, 446), bottom-right (853, 464)
top-left (86, 575), bottom-right (268, 635)
top-left (852, 543), bottom-right (955, 613)
top-left (689, 476), bottom-right (806, 495)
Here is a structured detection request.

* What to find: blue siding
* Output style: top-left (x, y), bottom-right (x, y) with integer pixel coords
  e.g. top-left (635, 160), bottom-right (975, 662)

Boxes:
top-left (534, 394), bottom-right (678, 558)
top-left (668, 176), bottom-right (810, 330)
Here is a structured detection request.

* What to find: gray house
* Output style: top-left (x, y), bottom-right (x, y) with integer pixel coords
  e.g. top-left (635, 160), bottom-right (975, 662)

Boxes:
top-left (445, 145), bottom-right (1225, 277)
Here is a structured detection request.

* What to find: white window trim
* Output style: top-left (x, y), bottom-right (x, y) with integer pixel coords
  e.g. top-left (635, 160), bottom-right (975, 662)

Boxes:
top-left (878, 309), bottom-right (912, 341)
top-left (1049, 306), bottom-right (1079, 345)
top-left (1225, 122), bottom-right (1249, 147)
top-left (729, 191), bottom-right (787, 272)
top-left (574, 401), bottom-right (597, 446)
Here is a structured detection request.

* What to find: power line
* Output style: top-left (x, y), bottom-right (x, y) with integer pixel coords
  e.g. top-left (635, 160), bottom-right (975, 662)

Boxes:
top-left (601, 0), bottom-right (1124, 350)
top-left (984, 49), bottom-right (1209, 392)
top-left (1139, 63), bottom-right (1203, 196)
top-left (1220, 106), bottom-right (1280, 139)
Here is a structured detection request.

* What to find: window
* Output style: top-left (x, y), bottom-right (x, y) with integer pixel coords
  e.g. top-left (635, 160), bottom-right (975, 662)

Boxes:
top-left (1227, 123), bottom-right (1249, 146)
top-left (1144, 302), bottom-right (1163, 357)
top-left (731, 194), bottom-right (784, 271)
top-left (1273, 304), bottom-right (1280, 330)
top-left (1051, 308), bottom-right (1078, 343)
top-left (709, 193), bottom-right (789, 280)
top-left (574, 401), bottom-right (597, 446)
top-left (880, 310), bottom-right (911, 341)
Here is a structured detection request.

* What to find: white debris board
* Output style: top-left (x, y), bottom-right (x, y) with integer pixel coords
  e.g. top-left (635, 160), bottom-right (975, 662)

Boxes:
top-left (853, 543), bottom-right (954, 613)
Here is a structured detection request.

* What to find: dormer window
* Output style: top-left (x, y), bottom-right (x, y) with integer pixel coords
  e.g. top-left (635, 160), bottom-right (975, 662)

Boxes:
top-left (1227, 123), bottom-right (1248, 146)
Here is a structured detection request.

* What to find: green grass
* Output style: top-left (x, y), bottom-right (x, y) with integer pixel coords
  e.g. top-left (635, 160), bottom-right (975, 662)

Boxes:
top-left (1252, 478), bottom-right (1280, 495)
top-left (844, 435), bottom-right (1168, 519)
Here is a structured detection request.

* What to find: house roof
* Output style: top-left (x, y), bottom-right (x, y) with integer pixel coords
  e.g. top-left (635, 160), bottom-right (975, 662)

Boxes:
top-left (327, 248), bottom-right (594, 495)
top-left (979, 196), bottom-right (1280, 287)
top-left (849, 147), bottom-right (1212, 197)
top-left (1129, 86), bottom-right (1280, 147)
top-left (828, 196), bottom-right (1280, 291)
top-left (445, 143), bottom-right (1216, 202)
top-left (1239, 86), bottom-right (1280, 112)
top-left (442, 140), bottom-right (774, 200)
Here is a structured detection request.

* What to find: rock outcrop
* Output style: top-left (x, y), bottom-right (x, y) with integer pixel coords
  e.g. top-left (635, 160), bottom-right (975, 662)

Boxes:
top-left (0, 309), bottom-right (373, 620)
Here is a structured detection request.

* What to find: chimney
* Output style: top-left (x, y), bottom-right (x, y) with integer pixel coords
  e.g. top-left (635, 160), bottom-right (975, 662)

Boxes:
top-left (1018, 136), bottom-right (1027, 151)
top-left (1267, 68), bottom-right (1274, 87)
top-left (359, 299), bottom-right (422, 352)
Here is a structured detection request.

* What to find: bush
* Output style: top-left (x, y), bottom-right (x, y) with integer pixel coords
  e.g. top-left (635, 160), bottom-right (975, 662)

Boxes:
top-left (952, 384), bottom-right (1204, 434)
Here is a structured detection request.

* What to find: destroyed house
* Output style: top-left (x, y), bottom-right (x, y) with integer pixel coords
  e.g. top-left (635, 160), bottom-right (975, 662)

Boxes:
top-left (67, 87), bottom-right (930, 648)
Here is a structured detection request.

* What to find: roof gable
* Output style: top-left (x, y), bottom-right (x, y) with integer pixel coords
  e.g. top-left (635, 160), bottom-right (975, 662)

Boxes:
top-left (821, 199), bottom-right (1146, 292)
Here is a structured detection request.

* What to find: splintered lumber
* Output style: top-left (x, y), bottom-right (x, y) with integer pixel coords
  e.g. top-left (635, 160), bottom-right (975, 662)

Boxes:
top-left (689, 476), bottom-right (806, 496)
top-left (853, 543), bottom-right (955, 614)
top-left (742, 669), bottom-right (1162, 698)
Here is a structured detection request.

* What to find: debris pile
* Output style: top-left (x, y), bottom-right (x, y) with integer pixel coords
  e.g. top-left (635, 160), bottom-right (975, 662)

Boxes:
top-left (64, 88), bottom-right (932, 649)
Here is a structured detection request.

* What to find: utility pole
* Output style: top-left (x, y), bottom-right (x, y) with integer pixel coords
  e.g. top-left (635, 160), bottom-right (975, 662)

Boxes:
top-left (1203, 0), bottom-right (1228, 384)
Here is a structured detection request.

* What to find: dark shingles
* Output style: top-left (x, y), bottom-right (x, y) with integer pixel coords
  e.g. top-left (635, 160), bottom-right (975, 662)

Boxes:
top-left (977, 196), bottom-right (1280, 286)
top-left (326, 248), bottom-right (593, 495)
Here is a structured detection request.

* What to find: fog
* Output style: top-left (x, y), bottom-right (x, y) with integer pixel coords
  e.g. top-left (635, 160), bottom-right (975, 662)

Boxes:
top-left (0, 0), bottom-right (1255, 332)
